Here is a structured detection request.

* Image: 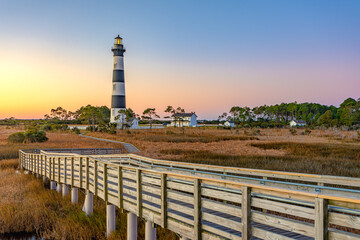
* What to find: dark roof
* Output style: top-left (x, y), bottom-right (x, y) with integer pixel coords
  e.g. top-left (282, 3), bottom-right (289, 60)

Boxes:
top-left (172, 112), bottom-right (197, 117)
top-left (292, 120), bottom-right (306, 124)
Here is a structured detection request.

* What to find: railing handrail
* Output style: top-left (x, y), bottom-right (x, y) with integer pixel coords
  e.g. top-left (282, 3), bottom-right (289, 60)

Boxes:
top-left (19, 149), bottom-right (360, 240)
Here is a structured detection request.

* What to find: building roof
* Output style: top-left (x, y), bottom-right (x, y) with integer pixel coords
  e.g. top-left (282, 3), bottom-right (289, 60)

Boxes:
top-left (172, 112), bottom-right (197, 117)
top-left (292, 120), bottom-right (306, 124)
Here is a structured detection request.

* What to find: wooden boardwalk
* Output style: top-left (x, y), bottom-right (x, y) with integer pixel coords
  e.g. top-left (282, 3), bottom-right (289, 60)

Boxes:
top-left (19, 148), bottom-right (360, 240)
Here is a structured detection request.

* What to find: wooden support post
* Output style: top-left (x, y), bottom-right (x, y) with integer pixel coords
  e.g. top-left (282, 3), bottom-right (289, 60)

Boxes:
top-left (79, 157), bottom-right (83, 188)
top-left (137, 169), bottom-right (142, 218)
top-left (194, 178), bottom-right (202, 240)
top-left (104, 164), bottom-right (108, 202)
top-left (41, 155), bottom-right (44, 176)
top-left (241, 186), bottom-right (251, 240)
top-left (161, 173), bottom-right (167, 228)
top-left (94, 161), bottom-right (98, 196)
top-left (53, 157), bottom-right (55, 181)
top-left (118, 166), bottom-right (123, 209)
top-left (71, 157), bottom-right (74, 187)
top-left (49, 157), bottom-right (52, 180)
top-left (36, 155), bottom-right (39, 174)
top-left (64, 157), bottom-right (67, 185)
top-left (57, 157), bottom-right (60, 184)
top-left (315, 198), bottom-right (328, 240)
top-left (86, 157), bottom-right (89, 191)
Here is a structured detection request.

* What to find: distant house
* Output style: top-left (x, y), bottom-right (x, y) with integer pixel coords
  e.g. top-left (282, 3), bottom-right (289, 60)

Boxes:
top-left (171, 112), bottom-right (197, 127)
top-left (224, 120), bottom-right (235, 128)
top-left (290, 120), bottom-right (307, 127)
top-left (129, 118), bottom-right (139, 129)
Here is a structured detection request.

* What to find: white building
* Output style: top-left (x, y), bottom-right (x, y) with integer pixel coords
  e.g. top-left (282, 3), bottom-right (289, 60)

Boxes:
top-left (171, 112), bottom-right (197, 127)
top-left (290, 120), bottom-right (307, 127)
top-left (129, 118), bottom-right (139, 129)
top-left (224, 120), bottom-right (235, 128)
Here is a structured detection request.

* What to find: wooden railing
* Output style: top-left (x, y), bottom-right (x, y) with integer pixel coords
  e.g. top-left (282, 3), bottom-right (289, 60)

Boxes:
top-left (19, 149), bottom-right (360, 240)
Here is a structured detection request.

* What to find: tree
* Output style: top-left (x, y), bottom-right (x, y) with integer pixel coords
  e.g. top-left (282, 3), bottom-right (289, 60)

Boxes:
top-left (115, 108), bottom-right (136, 130)
top-left (317, 110), bottom-right (333, 127)
top-left (142, 108), bottom-right (160, 129)
top-left (164, 106), bottom-right (185, 127)
top-left (78, 105), bottom-right (102, 131)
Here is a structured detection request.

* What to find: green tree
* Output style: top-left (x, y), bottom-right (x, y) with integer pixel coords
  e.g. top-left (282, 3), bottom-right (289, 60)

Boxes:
top-left (164, 106), bottom-right (185, 127)
top-left (142, 108), bottom-right (160, 129)
top-left (78, 105), bottom-right (102, 131)
top-left (115, 108), bottom-right (135, 130)
top-left (317, 110), bottom-right (333, 127)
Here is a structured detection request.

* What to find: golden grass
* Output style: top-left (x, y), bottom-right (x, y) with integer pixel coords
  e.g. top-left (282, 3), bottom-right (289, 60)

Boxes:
top-left (1, 125), bottom-right (360, 238)
top-left (0, 163), bottom-right (176, 239)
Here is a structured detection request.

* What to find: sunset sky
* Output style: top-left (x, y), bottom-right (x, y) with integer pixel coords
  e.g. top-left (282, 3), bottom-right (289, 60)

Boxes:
top-left (0, 1), bottom-right (359, 119)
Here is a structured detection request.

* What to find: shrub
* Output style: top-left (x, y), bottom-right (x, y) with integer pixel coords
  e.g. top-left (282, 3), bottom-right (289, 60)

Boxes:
top-left (289, 128), bottom-right (297, 135)
top-left (304, 128), bottom-right (312, 135)
top-left (7, 132), bottom-right (25, 143)
top-left (72, 127), bottom-right (80, 135)
top-left (24, 129), bottom-right (48, 143)
top-left (8, 130), bottom-right (48, 143)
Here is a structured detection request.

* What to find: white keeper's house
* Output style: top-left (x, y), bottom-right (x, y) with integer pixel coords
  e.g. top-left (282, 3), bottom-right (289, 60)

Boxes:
top-left (171, 112), bottom-right (197, 127)
top-left (289, 120), bottom-right (307, 127)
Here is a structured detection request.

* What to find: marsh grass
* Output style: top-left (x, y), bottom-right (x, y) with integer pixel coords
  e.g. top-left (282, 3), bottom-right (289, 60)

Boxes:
top-left (160, 148), bottom-right (360, 177)
top-left (0, 160), bottom-right (176, 239)
top-left (142, 134), bottom-right (258, 143)
top-left (251, 142), bottom-right (360, 160)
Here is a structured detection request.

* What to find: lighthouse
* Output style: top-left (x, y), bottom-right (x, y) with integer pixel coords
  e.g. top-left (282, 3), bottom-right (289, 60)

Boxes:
top-left (110, 35), bottom-right (126, 127)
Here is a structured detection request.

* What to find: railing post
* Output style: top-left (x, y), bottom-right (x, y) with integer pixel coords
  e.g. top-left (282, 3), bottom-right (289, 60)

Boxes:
top-left (52, 157), bottom-right (55, 181)
top-left (194, 178), bottom-right (202, 240)
top-left (64, 157), bottom-right (67, 185)
top-left (241, 186), bottom-right (251, 240)
top-left (57, 157), bottom-right (61, 184)
top-left (161, 173), bottom-right (167, 228)
top-left (94, 160), bottom-right (98, 196)
top-left (315, 198), bottom-right (328, 240)
top-left (86, 157), bottom-right (89, 191)
top-left (79, 157), bottom-right (83, 189)
top-left (137, 169), bottom-right (142, 218)
top-left (49, 157), bottom-right (52, 180)
top-left (71, 157), bottom-right (74, 187)
top-left (104, 164), bottom-right (108, 202)
top-left (118, 166), bottom-right (123, 210)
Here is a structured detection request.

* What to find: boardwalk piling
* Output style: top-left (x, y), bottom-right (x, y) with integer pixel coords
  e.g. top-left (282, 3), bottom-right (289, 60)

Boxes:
top-left (106, 204), bottom-right (116, 237)
top-left (56, 183), bottom-right (62, 193)
top-left (83, 190), bottom-right (93, 215)
top-left (145, 221), bottom-right (156, 240)
top-left (62, 184), bottom-right (69, 197)
top-left (127, 212), bottom-right (137, 240)
top-left (71, 188), bottom-right (78, 204)
top-left (50, 181), bottom-right (56, 190)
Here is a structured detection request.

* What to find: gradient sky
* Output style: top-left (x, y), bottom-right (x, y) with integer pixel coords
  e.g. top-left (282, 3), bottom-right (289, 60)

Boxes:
top-left (0, 1), bottom-right (359, 119)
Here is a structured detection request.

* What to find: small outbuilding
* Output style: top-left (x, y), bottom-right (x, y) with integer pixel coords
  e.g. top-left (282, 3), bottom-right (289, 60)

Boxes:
top-left (224, 120), bottom-right (235, 128)
top-left (289, 120), bottom-right (307, 127)
top-left (171, 112), bottom-right (197, 127)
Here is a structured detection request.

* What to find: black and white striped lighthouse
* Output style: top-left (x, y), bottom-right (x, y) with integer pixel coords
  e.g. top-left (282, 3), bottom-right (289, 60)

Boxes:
top-left (110, 35), bottom-right (126, 126)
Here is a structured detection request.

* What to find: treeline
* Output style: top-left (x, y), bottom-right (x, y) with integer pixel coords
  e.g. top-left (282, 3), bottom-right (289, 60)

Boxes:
top-left (219, 98), bottom-right (360, 129)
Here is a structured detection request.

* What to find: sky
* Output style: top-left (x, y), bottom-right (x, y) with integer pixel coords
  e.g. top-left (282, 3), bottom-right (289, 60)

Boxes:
top-left (0, 0), bottom-right (359, 119)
